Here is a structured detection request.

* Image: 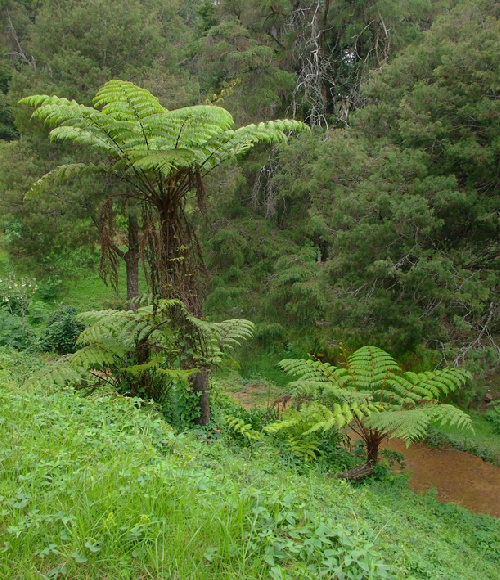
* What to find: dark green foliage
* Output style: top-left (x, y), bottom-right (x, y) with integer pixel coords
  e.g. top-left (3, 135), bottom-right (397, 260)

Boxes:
top-left (41, 306), bottom-right (85, 354)
top-left (0, 310), bottom-right (33, 350)
top-left (486, 402), bottom-right (500, 435)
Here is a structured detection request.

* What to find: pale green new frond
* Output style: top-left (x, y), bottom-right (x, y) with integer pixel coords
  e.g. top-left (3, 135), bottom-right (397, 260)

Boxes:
top-left (93, 80), bottom-right (165, 120)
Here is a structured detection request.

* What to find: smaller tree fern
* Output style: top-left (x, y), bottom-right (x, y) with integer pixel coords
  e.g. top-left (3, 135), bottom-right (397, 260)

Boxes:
top-left (274, 346), bottom-right (472, 475)
top-left (27, 299), bottom-right (254, 425)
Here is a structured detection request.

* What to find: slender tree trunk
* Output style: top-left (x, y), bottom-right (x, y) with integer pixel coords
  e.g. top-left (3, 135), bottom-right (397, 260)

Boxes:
top-left (192, 367), bottom-right (210, 425)
top-left (125, 212), bottom-right (140, 310)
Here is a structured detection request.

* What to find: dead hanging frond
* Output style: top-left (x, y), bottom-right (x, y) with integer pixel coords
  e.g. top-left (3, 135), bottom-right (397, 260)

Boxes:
top-left (139, 196), bottom-right (207, 317)
top-left (195, 169), bottom-right (207, 215)
top-left (98, 196), bottom-right (120, 291)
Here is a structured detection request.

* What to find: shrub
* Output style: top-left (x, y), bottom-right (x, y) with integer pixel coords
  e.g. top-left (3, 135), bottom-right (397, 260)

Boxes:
top-left (41, 306), bottom-right (85, 354)
top-left (486, 402), bottom-right (500, 435)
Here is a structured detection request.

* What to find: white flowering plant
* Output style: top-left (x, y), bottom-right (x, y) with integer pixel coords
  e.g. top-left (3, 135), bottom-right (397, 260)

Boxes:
top-left (0, 273), bottom-right (38, 332)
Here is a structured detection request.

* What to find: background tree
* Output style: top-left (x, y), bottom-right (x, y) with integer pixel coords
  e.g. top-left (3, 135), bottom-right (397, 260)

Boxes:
top-left (201, 0), bottom-right (498, 376)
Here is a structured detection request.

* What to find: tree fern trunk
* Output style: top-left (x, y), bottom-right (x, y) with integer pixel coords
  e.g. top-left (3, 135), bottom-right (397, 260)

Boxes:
top-left (125, 212), bottom-right (139, 309)
top-left (364, 429), bottom-right (382, 465)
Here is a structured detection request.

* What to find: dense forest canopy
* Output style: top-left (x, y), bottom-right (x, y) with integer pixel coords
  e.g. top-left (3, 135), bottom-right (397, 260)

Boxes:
top-left (0, 0), bottom-right (498, 376)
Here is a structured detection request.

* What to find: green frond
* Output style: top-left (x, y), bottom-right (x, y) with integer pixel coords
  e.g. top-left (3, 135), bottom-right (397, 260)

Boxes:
top-left (93, 80), bottom-right (165, 120)
top-left (154, 368), bottom-right (199, 384)
top-left (119, 357), bottom-right (164, 375)
top-left (48, 125), bottom-right (128, 153)
top-left (347, 346), bottom-right (400, 377)
top-left (226, 416), bottom-right (262, 442)
top-left (366, 402), bottom-right (473, 443)
top-left (430, 404), bottom-right (474, 432)
top-left (284, 435), bottom-right (320, 460)
top-left (187, 315), bottom-right (255, 357)
top-left (71, 344), bottom-right (127, 369)
top-left (127, 148), bottom-right (197, 174)
top-left (77, 310), bottom-right (135, 345)
top-left (24, 163), bottom-right (87, 199)
top-left (382, 376), bottom-right (421, 403)
top-left (366, 408), bottom-right (432, 443)
top-left (265, 408), bottom-right (304, 434)
top-left (279, 358), bottom-right (338, 382)
top-left (402, 368), bottom-right (470, 398)
top-left (25, 359), bottom-right (85, 388)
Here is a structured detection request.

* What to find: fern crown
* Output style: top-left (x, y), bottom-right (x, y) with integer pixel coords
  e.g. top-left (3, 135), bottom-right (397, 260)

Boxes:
top-left (19, 79), bottom-right (308, 195)
top-left (278, 346), bottom-right (472, 443)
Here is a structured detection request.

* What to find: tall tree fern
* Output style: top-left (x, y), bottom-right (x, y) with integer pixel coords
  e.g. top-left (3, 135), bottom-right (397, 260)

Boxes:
top-left (278, 346), bottom-right (472, 477)
top-left (20, 80), bottom-right (307, 423)
top-left (19, 80), bottom-right (307, 315)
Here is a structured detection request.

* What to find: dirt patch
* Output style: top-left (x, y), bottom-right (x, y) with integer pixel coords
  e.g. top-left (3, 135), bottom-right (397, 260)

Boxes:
top-left (228, 383), bottom-right (281, 409)
top-left (383, 439), bottom-right (500, 518)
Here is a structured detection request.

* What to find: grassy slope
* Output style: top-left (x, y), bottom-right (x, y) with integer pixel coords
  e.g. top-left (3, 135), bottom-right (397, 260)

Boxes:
top-left (0, 359), bottom-right (498, 579)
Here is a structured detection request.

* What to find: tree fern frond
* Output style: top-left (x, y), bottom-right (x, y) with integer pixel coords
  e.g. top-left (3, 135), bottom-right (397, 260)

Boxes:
top-left (127, 148), bottom-right (196, 174)
top-left (71, 344), bottom-right (127, 369)
top-left (347, 346), bottom-right (400, 382)
top-left (279, 358), bottom-right (338, 382)
top-left (154, 367), bottom-right (198, 383)
top-left (430, 404), bottom-right (474, 432)
top-left (93, 80), bottom-right (165, 121)
top-left (25, 359), bottom-right (85, 388)
top-left (403, 369), bottom-right (470, 398)
top-left (24, 163), bottom-right (87, 199)
top-left (366, 408), bottom-right (432, 443)
top-left (48, 125), bottom-right (130, 153)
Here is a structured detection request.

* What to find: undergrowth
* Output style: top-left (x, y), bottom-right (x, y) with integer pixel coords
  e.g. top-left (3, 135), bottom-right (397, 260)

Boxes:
top-left (1, 374), bottom-right (498, 579)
